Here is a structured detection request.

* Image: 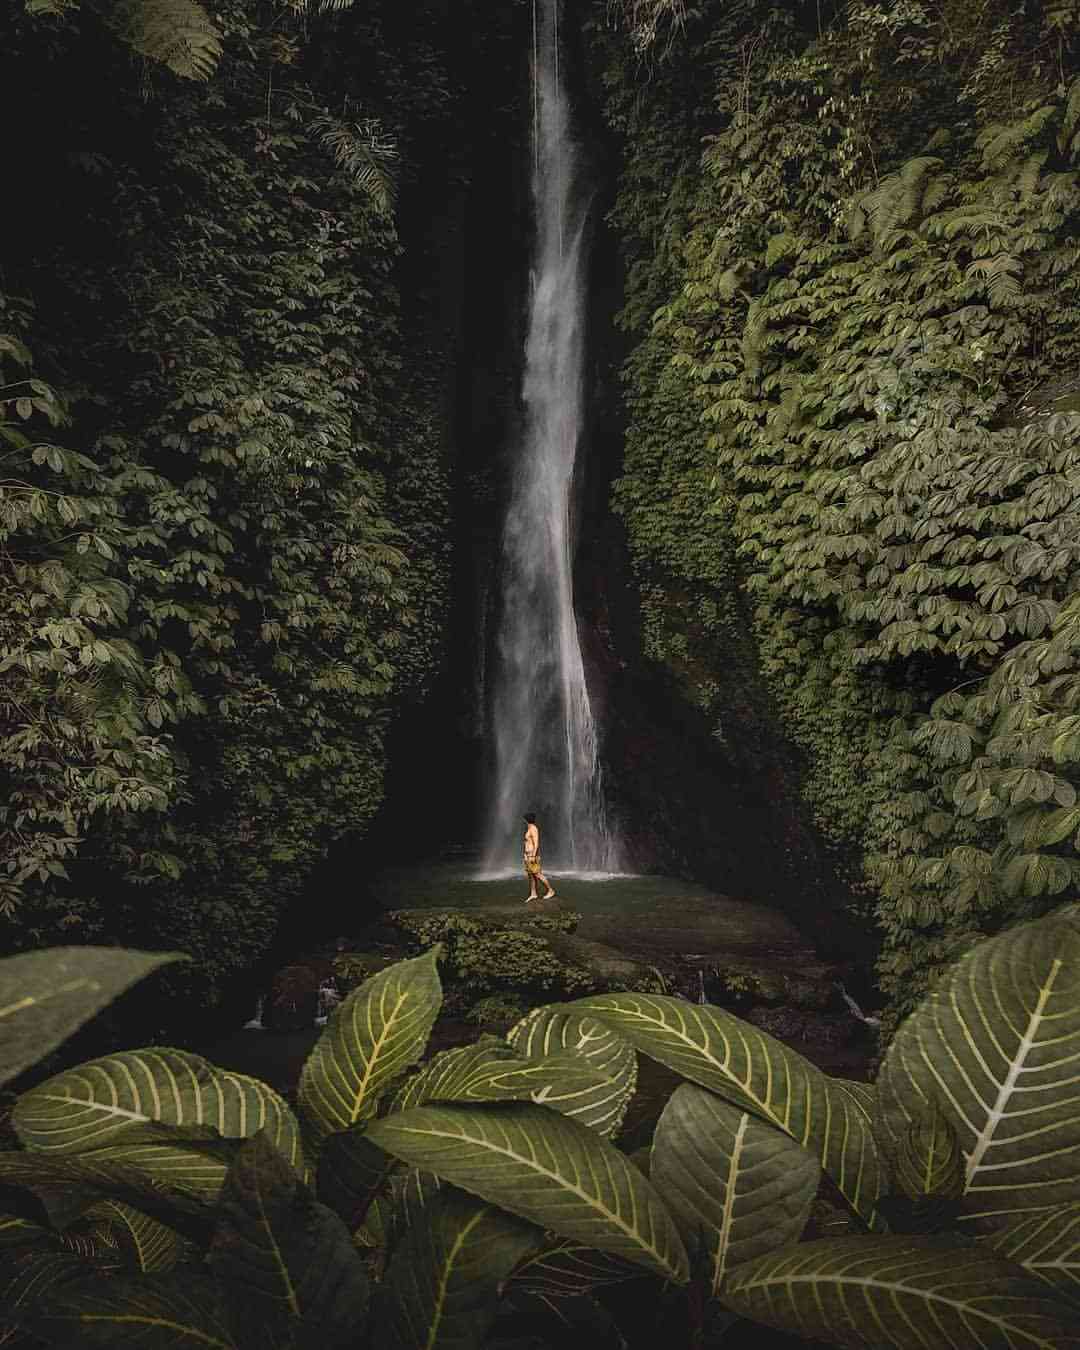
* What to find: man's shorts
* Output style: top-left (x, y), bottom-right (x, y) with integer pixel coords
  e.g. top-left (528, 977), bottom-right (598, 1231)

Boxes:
top-left (525, 857), bottom-right (541, 876)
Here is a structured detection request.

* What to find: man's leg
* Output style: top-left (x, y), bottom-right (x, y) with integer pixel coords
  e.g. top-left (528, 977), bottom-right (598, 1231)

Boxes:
top-left (537, 869), bottom-right (555, 900)
top-left (524, 864), bottom-right (539, 902)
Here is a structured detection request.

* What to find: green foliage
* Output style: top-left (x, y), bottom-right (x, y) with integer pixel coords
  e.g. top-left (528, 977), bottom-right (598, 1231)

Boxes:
top-left (25, 0), bottom-right (224, 81)
top-left (2, 0), bottom-right (453, 1014)
top-left (0, 311), bottom-right (185, 926)
top-left (463, 993), bottom-right (526, 1028)
top-left (5, 912), bottom-right (1080, 1346)
top-left (389, 910), bottom-right (595, 1005)
top-left (589, 0), bottom-right (1080, 1022)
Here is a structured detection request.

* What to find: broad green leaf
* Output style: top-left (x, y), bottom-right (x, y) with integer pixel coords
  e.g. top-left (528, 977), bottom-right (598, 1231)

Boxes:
top-left (832, 1079), bottom-right (876, 1119)
top-left (651, 1084), bottom-right (819, 1294)
top-left (722, 1235), bottom-right (1080, 1349)
top-left (875, 907), bottom-right (1080, 1231)
top-left (392, 1037), bottom-right (628, 1134)
top-left (298, 949), bottom-right (442, 1142)
top-left (207, 1132), bottom-right (370, 1348)
top-left (86, 1200), bottom-right (181, 1273)
top-left (0, 948), bottom-right (185, 1087)
top-left (13, 1050), bottom-right (303, 1188)
top-left (508, 1240), bottom-right (642, 1299)
top-left (0, 1213), bottom-right (52, 1250)
top-left (58, 1219), bottom-right (120, 1260)
top-left (317, 1128), bottom-right (398, 1232)
top-left (505, 1288), bottom-right (616, 1345)
top-left (0, 1149), bottom-right (216, 1244)
top-left (572, 993), bottom-right (883, 1227)
top-left (988, 1202), bottom-right (1080, 1308)
top-left (884, 1103), bottom-right (964, 1233)
top-left (366, 1102), bottom-right (689, 1283)
top-left (373, 1179), bottom-right (541, 1350)
top-left (20, 1272), bottom-right (238, 1349)
top-left (507, 1006), bottom-right (637, 1137)
top-left (1, 1253), bottom-right (120, 1330)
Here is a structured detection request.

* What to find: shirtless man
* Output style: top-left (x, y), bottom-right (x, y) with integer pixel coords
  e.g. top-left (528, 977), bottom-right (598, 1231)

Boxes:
top-left (523, 813), bottom-right (556, 903)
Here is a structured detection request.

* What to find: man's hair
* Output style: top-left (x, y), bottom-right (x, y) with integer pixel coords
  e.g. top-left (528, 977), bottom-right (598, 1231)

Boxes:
top-left (523, 813), bottom-right (537, 825)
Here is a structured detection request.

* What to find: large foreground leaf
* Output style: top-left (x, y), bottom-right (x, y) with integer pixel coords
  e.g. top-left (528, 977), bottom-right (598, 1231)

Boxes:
top-left (988, 1202), bottom-right (1080, 1308)
top-left (86, 1200), bottom-right (181, 1273)
top-left (366, 1102), bottom-right (689, 1283)
top-left (507, 1006), bottom-right (637, 1137)
top-left (572, 993), bottom-right (883, 1226)
top-left (298, 949), bottom-right (442, 1143)
top-left (374, 1180), bottom-right (541, 1350)
top-left (0, 1214), bottom-right (51, 1250)
top-left (1, 1253), bottom-right (121, 1332)
top-left (207, 1133), bottom-right (370, 1349)
top-left (0, 948), bottom-right (185, 1088)
top-left (20, 1272), bottom-right (238, 1349)
top-left (392, 1038), bottom-right (627, 1133)
top-left (0, 1149), bottom-right (216, 1243)
top-left (875, 907), bottom-right (1080, 1231)
top-left (13, 1050), bottom-right (303, 1183)
top-left (723, 1235), bottom-right (1080, 1348)
top-left (508, 1241), bottom-right (641, 1299)
top-left (317, 1129), bottom-right (398, 1232)
top-left (651, 1083), bottom-right (819, 1293)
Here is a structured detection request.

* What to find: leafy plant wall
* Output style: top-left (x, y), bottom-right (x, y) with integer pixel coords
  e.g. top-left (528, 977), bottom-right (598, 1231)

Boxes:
top-left (0, 0), bottom-right (493, 1023)
top-left (585, 0), bottom-right (1080, 1026)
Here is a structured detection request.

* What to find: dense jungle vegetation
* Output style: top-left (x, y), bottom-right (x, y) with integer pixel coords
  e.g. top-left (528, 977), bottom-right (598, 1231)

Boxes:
top-left (588, 0), bottom-right (1080, 1025)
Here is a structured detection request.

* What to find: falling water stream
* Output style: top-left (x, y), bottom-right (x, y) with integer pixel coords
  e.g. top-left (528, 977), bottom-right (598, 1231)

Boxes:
top-left (481, 0), bottom-right (622, 876)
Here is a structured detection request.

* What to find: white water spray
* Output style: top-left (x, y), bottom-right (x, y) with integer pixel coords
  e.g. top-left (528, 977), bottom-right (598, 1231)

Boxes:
top-left (481, 0), bottom-right (622, 875)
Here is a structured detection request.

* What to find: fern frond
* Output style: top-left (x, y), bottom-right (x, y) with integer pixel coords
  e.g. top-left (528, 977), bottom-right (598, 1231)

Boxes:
top-left (765, 231), bottom-right (800, 267)
top-left (847, 199), bottom-right (867, 243)
top-left (921, 173), bottom-right (951, 215)
top-left (977, 105), bottom-right (1056, 172)
top-left (860, 173), bottom-right (900, 242)
top-left (741, 298), bottom-right (767, 376)
top-left (1015, 149), bottom-right (1048, 198)
top-left (24, 0), bottom-right (78, 14)
top-left (113, 0), bottom-right (223, 80)
top-left (923, 207), bottom-right (1005, 241)
top-left (310, 113), bottom-right (398, 216)
top-left (1063, 75), bottom-right (1080, 145)
top-left (966, 252), bottom-right (1022, 306)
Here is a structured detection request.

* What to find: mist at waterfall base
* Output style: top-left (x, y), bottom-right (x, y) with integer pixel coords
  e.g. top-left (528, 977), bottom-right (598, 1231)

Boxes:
top-left (479, 0), bottom-right (625, 881)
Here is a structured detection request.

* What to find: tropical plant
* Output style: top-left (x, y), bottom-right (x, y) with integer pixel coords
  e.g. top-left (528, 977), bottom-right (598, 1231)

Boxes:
top-left (3, 907), bottom-right (1080, 1347)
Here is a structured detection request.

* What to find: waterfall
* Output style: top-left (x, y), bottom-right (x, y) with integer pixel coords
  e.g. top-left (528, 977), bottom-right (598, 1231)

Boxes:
top-left (481, 0), bottom-right (622, 876)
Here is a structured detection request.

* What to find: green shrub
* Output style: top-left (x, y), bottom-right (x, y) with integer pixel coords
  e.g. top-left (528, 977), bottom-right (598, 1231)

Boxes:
top-left (463, 993), bottom-right (527, 1028)
top-left (388, 909), bottom-right (596, 1006)
top-left (3, 908), bottom-right (1080, 1347)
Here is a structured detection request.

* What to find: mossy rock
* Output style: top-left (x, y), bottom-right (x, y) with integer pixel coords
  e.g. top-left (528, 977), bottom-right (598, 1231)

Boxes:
top-left (387, 909), bottom-right (495, 946)
top-left (482, 900), bottom-right (581, 934)
top-left (707, 961), bottom-right (834, 1010)
top-left (544, 934), bottom-right (665, 993)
